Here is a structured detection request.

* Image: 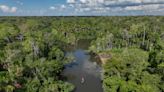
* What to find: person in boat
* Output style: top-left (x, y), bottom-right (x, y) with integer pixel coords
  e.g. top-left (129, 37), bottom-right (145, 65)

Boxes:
top-left (81, 77), bottom-right (85, 84)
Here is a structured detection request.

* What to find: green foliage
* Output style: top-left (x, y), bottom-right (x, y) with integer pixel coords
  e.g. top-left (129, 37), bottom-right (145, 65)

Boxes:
top-left (0, 16), bottom-right (164, 92)
top-left (103, 49), bottom-right (162, 92)
top-left (0, 18), bottom-right (75, 92)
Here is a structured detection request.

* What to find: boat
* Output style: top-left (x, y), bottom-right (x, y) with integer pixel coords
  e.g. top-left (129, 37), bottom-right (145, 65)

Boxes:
top-left (81, 77), bottom-right (85, 84)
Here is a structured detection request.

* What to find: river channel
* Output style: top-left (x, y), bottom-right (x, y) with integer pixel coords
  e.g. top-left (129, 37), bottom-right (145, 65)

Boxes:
top-left (62, 39), bottom-right (103, 92)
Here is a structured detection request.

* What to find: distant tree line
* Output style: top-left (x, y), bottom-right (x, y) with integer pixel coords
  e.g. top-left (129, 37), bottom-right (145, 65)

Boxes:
top-left (0, 16), bottom-right (163, 92)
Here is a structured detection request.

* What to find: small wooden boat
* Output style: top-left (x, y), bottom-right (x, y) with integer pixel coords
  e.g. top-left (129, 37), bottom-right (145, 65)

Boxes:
top-left (81, 77), bottom-right (85, 84)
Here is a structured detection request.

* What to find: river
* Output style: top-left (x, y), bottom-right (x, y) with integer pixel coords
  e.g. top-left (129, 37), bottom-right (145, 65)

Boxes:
top-left (62, 39), bottom-right (103, 92)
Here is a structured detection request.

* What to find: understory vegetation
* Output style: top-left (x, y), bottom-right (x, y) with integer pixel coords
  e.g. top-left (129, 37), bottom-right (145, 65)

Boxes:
top-left (0, 16), bottom-right (164, 92)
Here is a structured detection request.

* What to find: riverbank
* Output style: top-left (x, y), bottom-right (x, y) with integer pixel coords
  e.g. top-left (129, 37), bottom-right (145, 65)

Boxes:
top-left (90, 51), bottom-right (112, 65)
top-left (98, 53), bottom-right (112, 64)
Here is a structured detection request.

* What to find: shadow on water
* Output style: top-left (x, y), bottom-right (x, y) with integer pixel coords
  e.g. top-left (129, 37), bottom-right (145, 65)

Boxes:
top-left (62, 39), bottom-right (103, 92)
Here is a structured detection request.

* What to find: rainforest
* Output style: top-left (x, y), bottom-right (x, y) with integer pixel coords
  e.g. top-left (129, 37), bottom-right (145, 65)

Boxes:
top-left (0, 16), bottom-right (164, 92)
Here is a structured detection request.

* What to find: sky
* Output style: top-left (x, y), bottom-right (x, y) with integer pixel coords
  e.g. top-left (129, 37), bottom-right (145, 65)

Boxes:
top-left (0, 0), bottom-right (164, 16)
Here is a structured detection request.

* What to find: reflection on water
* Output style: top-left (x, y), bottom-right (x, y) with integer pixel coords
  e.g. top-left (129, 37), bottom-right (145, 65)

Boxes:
top-left (62, 39), bottom-right (103, 92)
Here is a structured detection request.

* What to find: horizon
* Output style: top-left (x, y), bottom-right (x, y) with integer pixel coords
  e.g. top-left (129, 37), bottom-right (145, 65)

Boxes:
top-left (0, 0), bottom-right (164, 16)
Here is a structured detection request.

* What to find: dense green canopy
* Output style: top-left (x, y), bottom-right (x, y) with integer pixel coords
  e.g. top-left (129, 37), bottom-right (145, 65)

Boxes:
top-left (0, 16), bottom-right (163, 92)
